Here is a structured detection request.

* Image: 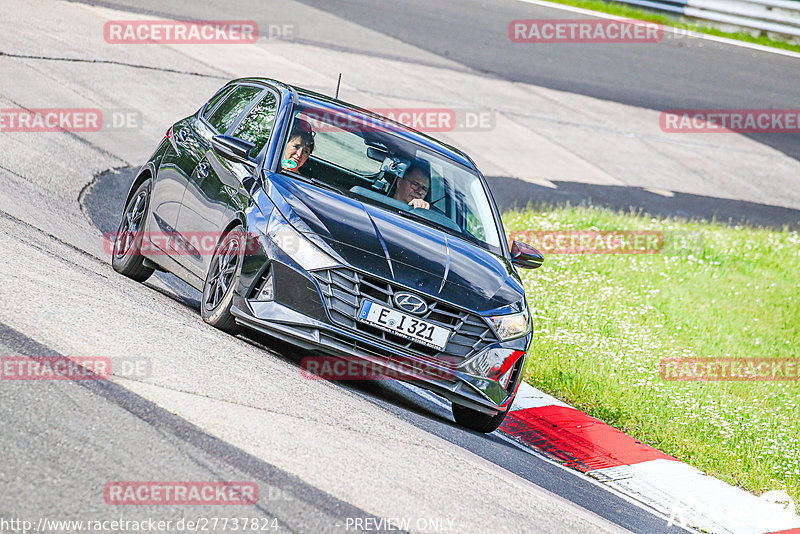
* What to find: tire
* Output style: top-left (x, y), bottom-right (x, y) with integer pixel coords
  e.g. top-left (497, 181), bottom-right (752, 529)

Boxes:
top-left (112, 180), bottom-right (155, 283)
top-left (452, 403), bottom-right (510, 434)
top-left (200, 226), bottom-right (244, 334)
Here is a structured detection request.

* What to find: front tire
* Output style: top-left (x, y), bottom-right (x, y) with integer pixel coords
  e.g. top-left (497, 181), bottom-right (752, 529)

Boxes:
top-left (112, 180), bottom-right (155, 283)
top-left (200, 226), bottom-right (244, 334)
top-left (452, 403), bottom-right (510, 434)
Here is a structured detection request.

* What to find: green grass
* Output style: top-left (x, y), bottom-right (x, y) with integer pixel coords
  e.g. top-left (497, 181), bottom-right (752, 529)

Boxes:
top-left (539, 0), bottom-right (800, 53)
top-left (503, 205), bottom-right (800, 503)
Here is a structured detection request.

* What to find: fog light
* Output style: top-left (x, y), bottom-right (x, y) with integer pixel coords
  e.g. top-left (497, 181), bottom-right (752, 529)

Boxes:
top-left (465, 348), bottom-right (525, 388)
top-left (497, 366), bottom-right (515, 389)
top-left (256, 271), bottom-right (274, 301)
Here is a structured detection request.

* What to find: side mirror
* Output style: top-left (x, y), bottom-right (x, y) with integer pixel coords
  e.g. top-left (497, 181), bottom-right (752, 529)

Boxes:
top-left (211, 135), bottom-right (256, 165)
top-left (510, 240), bottom-right (544, 269)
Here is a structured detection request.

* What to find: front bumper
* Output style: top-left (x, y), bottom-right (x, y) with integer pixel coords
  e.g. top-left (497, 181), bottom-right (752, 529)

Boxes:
top-left (232, 258), bottom-right (529, 415)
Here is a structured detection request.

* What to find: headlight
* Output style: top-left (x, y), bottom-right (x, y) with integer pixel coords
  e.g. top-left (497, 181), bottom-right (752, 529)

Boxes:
top-left (266, 210), bottom-right (338, 271)
top-left (487, 308), bottom-right (530, 341)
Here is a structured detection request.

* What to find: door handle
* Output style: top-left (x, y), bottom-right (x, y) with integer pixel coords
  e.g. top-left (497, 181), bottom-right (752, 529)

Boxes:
top-left (197, 162), bottom-right (210, 179)
top-left (176, 128), bottom-right (190, 144)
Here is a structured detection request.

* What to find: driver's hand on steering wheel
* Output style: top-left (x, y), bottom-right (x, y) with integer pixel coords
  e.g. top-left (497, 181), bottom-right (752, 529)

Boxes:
top-left (408, 198), bottom-right (430, 210)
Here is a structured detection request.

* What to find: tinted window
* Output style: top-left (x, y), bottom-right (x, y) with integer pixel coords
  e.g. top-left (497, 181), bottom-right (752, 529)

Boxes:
top-left (206, 85), bottom-right (262, 134)
top-left (232, 91), bottom-right (278, 157)
top-left (202, 86), bottom-right (234, 119)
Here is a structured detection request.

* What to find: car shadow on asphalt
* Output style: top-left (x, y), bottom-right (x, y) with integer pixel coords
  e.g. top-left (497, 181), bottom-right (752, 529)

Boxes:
top-left (131, 265), bottom-right (460, 430)
top-left (236, 329), bottom-right (463, 428)
top-left (487, 176), bottom-right (800, 230)
top-left (227, 327), bottom-right (528, 442)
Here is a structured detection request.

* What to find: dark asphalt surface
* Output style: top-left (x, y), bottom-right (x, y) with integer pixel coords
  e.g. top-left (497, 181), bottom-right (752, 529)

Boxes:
top-left (295, 0), bottom-right (800, 162)
top-left (67, 0), bottom-right (800, 229)
top-left (83, 167), bottom-right (691, 534)
top-left (67, 0), bottom-right (800, 160)
top-left (0, 322), bottom-right (387, 534)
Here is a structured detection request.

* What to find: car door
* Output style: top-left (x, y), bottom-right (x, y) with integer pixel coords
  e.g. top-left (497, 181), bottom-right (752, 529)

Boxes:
top-left (214, 87), bottom-right (280, 226)
top-left (173, 83), bottom-right (266, 279)
top-left (148, 85), bottom-right (234, 242)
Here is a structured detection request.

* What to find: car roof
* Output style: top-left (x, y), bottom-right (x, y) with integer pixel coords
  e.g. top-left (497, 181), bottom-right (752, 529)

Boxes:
top-left (230, 77), bottom-right (476, 170)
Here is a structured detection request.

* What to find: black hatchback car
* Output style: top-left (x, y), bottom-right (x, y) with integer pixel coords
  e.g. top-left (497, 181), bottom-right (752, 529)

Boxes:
top-left (112, 78), bottom-right (543, 432)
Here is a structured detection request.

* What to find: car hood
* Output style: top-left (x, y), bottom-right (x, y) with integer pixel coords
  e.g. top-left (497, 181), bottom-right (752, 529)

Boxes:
top-left (265, 173), bottom-right (524, 313)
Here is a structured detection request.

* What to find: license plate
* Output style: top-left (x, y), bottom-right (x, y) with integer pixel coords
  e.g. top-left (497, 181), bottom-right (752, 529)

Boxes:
top-left (357, 300), bottom-right (451, 351)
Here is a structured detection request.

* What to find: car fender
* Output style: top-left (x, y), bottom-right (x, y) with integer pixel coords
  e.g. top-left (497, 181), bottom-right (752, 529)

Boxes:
top-left (122, 138), bottom-right (169, 209)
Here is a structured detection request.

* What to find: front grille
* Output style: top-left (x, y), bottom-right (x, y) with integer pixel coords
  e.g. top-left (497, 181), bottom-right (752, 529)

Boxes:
top-left (310, 267), bottom-right (497, 366)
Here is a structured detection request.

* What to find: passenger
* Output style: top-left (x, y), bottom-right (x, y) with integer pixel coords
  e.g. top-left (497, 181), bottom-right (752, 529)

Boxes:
top-left (393, 160), bottom-right (430, 210)
top-left (281, 126), bottom-right (315, 171)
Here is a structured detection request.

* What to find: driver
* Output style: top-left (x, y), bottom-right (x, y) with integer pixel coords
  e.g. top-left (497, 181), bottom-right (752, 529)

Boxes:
top-left (393, 160), bottom-right (430, 210)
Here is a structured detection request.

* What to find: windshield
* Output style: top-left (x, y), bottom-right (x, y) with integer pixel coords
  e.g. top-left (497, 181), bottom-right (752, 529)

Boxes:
top-left (278, 102), bottom-right (502, 253)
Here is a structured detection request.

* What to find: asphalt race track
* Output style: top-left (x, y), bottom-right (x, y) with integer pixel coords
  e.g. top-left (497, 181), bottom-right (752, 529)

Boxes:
top-left (298, 0), bottom-right (800, 162)
top-left (1, 0), bottom-right (798, 533)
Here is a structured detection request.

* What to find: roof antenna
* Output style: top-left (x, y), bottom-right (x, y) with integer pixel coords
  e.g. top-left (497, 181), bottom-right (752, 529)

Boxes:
top-left (334, 73), bottom-right (342, 100)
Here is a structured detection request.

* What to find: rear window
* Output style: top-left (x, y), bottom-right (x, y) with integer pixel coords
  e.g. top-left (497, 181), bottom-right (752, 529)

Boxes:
top-left (206, 85), bottom-right (262, 134)
top-left (308, 120), bottom-right (382, 175)
top-left (202, 85), bottom-right (234, 118)
top-left (232, 91), bottom-right (279, 157)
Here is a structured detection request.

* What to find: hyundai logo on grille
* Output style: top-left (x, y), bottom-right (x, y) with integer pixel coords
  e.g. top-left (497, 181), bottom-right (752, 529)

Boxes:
top-left (393, 292), bottom-right (428, 315)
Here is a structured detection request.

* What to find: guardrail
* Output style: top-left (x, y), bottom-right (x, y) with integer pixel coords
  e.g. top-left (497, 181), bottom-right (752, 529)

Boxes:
top-left (613, 0), bottom-right (800, 38)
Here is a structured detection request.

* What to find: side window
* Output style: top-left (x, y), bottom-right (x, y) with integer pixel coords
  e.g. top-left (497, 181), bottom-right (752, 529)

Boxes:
top-left (232, 91), bottom-right (278, 157)
top-left (206, 85), bottom-right (262, 134)
top-left (202, 86), bottom-right (234, 119)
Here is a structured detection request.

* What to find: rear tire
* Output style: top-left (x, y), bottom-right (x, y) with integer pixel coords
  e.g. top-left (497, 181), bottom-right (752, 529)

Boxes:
top-left (452, 403), bottom-right (510, 434)
top-left (112, 180), bottom-right (155, 283)
top-left (200, 226), bottom-right (244, 334)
